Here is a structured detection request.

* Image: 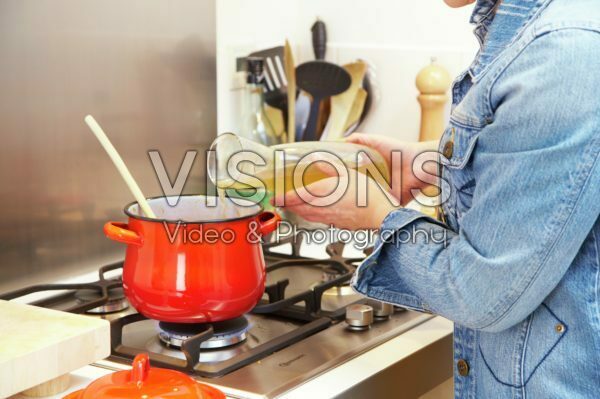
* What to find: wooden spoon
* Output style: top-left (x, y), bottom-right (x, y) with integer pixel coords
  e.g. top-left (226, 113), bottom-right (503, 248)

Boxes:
top-left (84, 115), bottom-right (156, 218)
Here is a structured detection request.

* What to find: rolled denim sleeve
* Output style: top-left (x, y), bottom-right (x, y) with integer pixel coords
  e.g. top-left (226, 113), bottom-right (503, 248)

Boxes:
top-left (352, 29), bottom-right (600, 332)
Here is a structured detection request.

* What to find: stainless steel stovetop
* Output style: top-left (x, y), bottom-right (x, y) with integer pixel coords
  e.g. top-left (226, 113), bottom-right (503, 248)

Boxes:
top-left (0, 237), bottom-right (433, 398)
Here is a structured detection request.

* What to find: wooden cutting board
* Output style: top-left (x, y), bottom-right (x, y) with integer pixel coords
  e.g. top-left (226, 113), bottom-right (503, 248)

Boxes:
top-left (0, 300), bottom-right (110, 398)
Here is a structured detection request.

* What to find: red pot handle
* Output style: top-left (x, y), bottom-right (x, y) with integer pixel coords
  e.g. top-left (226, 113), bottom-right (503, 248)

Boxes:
top-left (257, 211), bottom-right (281, 236)
top-left (104, 222), bottom-right (143, 246)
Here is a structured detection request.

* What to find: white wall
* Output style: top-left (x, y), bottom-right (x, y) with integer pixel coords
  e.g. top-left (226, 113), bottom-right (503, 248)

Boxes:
top-left (217, 0), bottom-right (478, 141)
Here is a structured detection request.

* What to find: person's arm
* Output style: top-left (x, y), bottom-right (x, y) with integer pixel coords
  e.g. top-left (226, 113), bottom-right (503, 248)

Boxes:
top-left (277, 136), bottom-right (441, 229)
top-left (345, 134), bottom-right (440, 205)
top-left (353, 29), bottom-right (600, 332)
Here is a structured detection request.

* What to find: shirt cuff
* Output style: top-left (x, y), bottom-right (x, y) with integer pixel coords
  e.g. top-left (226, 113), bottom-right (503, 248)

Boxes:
top-left (351, 208), bottom-right (444, 312)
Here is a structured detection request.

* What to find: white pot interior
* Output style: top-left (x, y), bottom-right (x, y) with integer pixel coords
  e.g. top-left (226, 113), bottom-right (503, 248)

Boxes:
top-left (127, 195), bottom-right (261, 222)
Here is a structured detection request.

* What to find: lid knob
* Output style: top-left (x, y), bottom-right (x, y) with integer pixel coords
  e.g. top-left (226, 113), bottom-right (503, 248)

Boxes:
top-left (130, 353), bottom-right (150, 384)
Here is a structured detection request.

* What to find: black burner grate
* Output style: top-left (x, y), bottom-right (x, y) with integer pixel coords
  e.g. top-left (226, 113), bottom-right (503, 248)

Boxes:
top-left (256, 239), bottom-right (363, 321)
top-left (0, 262), bottom-right (124, 313)
top-left (108, 312), bottom-right (331, 377)
top-left (0, 235), bottom-right (369, 378)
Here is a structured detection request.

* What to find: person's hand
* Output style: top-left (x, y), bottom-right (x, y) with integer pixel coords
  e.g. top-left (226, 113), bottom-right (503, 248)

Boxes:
top-left (346, 133), bottom-right (439, 205)
top-left (273, 163), bottom-right (398, 231)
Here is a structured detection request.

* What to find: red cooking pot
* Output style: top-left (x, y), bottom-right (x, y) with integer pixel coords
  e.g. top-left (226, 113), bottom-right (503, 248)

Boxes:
top-left (104, 195), bottom-right (280, 323)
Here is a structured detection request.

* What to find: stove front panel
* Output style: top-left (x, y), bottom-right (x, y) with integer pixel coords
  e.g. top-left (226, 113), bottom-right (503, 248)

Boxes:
top-left (196, 310), bottom-right (434, 398)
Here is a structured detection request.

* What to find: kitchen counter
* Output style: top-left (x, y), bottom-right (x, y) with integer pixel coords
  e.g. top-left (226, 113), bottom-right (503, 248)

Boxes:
top-left (7, 240), bottom-right (454, 399)
top-left (9, 316), bottom-right (453, 399)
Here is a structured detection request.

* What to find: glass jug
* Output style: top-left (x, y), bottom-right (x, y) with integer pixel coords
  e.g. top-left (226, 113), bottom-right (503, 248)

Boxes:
top-left (207, 133), bottom-right (390, 195)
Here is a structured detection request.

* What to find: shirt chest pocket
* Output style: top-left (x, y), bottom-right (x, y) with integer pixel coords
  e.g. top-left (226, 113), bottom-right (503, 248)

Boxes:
top-left (439, 122), bottom-right (481, 225)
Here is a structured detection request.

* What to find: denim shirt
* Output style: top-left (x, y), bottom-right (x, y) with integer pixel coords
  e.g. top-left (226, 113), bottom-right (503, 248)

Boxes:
top-left (352, 0), bottom-right (600, 397)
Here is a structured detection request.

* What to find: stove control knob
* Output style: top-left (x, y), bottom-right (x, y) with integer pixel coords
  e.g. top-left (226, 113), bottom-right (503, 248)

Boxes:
top-left (345, 304), bottom-right (374, 330)
top-left (372, 301), bottom-right (394, 320)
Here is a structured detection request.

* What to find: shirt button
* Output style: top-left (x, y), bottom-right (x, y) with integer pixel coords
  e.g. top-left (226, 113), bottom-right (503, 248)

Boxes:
top-left (443, 140), bottom-right (454, 159)
top-left (457, 359), bottom-right (470, 376)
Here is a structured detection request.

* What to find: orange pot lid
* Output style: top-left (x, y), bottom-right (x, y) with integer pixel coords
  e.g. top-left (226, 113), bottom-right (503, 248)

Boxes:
top-left (63, 354), bottom-right (225, 399)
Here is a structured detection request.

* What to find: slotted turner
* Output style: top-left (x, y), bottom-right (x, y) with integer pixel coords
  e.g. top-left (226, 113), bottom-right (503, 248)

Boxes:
top-left (248, 46), bottom-right (290, 128)
top-left (296, 62), bottom-right (350, 141)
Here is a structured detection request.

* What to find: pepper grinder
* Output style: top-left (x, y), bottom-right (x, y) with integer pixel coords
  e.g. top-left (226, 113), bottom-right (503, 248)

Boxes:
top-left (415, 58), bottom-right (451, 219)
top-left (416, 57), bottom-right (451, 142)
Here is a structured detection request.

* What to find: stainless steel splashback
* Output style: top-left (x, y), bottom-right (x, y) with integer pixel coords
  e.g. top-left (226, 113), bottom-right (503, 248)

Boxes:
top-left (0, 0), bottom-right (216, 291)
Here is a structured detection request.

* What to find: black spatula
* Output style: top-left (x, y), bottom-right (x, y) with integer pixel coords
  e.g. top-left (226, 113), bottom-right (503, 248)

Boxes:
top-left (296, 63), bottom-right (350, 141)
top-left (296, 20), bottom-right (351, 141)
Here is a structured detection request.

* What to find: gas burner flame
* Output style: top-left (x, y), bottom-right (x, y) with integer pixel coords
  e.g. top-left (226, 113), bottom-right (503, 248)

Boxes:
top-left (157, 317), bottom-right (250, 350)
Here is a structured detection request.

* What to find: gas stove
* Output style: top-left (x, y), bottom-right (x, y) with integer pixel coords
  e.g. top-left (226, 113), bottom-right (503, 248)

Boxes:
top-left (0, 237), bottom-right (434, 398)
